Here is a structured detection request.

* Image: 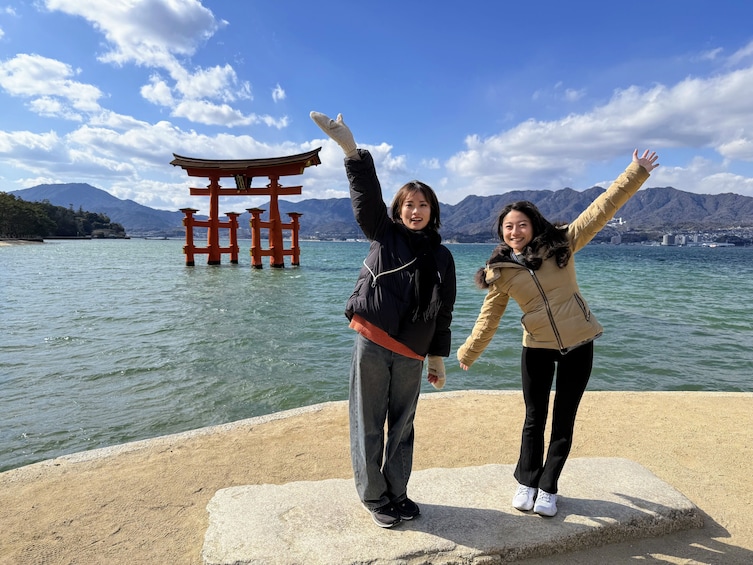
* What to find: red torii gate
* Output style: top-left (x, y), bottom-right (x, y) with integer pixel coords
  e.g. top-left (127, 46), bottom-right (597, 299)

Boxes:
top-left (170, 148), bottom-right (321, 267)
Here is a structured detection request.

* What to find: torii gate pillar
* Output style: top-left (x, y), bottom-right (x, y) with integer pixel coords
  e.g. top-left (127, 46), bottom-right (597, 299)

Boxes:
top-left (247, 207), bottom-right (304, 269)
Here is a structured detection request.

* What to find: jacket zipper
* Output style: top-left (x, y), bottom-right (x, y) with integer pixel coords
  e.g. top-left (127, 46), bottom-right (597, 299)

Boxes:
top-left (526, 267), bottom-right (566, 352)
top-left (365, 257), bottom-right (417, 288)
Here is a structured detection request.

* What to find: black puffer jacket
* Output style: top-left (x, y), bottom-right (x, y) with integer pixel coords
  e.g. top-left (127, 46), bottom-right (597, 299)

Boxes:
top-left (344, 150), bottom-right (456, 357)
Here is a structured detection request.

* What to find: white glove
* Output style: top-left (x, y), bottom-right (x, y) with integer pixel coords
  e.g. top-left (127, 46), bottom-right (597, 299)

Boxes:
top-left (427, 355), bottom-right (446, 390)
top-left (310, 111), bottom-right (358, 157)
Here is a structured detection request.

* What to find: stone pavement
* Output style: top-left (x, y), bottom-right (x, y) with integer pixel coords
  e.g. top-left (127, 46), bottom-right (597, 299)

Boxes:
top-left (202, 458), bottom-right (702, 564)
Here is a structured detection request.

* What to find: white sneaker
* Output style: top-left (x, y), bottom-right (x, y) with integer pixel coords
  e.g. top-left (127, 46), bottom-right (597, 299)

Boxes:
top-left (533, 489), bottom-right (557, 517)
top-left (512, 484), bottom-right (536, 511)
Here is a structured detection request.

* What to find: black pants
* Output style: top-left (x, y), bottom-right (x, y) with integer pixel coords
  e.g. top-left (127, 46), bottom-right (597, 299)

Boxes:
top-left (513, 341), bottom-right (593, 494)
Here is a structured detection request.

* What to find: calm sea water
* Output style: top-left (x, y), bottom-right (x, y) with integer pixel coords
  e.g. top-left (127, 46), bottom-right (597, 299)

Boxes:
top-left (2, 239), bottom-right (752, 471)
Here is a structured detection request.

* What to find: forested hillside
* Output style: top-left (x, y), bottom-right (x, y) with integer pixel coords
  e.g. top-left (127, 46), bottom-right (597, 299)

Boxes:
top-left (0, 192), bottom-right (126, 239)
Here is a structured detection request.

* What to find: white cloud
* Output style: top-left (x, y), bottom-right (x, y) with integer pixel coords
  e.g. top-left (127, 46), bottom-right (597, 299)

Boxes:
top-left (699, 172), bottom-right (753, 195)
top-left (41, 0), bottom-right (285, 129)
top-left (141, 76), bottom-right (174, 106)
top-left (172, 64), bottom-right (251, 102)
top-left (717, 138), bottom-right (753, 161)
top-left (108, 178), bottom-right (196, 210)
top-left (0, 54), bottom-right (104, 114)
top-left (28, 96), bottom-right (83, 121)
top-left (421, 158), bottom-right (440, 170)
top-left (441, 60), bottom-right (753, 201)
top-left (0, 116), bottom-right (316, 209)
top-left (171, 99), bottom-right (256, 127)
top-left (272, 84), bottom-right (285, 102)
top-left (534, 82), bottom-right (586, 105)
top-left (44, 0), bottom-right (222, 67)
top-left (698, 47), bottom-right (723, 62)
top-left (563, 88), bottom-right (585, 102)
top-left (15, 174), bottom-right (59, 187)
top-left (650, 157), bottom-right (753, 198)
top-left (88, 110), bottom-right (155, 131)
top-left (726, 39), bottom-right (753, 68)
top-left (0, 129), bottom-right (62, 156)
top-left (259, 114), bottom-right (289, 129)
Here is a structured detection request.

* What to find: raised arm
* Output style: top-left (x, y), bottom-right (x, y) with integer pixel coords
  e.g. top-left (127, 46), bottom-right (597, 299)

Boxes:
top-left (568, 149), bottom-right (659, 252)
top-left (310, 111), bottom-right (389, 238)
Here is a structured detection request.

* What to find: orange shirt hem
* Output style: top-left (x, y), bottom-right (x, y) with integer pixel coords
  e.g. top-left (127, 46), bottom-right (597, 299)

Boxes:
top-left (349, 314), bottom-right (424, 361)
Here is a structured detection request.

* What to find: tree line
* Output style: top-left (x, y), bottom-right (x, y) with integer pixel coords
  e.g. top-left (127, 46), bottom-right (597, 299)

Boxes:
top-left (0, 193), bottom-right (126, 239)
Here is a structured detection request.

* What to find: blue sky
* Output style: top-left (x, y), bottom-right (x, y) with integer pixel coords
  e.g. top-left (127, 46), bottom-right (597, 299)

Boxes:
top-left (2, 1), bottom-right (753, 213)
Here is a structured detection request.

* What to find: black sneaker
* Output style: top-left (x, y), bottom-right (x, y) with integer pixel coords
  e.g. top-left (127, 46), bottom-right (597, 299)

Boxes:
top-left (363, 503), bottom-right (401, 528)
top-left (394, 498), bottom-right (420, 520)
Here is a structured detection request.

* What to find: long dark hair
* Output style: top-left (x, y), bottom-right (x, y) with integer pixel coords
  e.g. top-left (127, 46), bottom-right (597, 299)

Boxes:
top-left (494, 201), bottom-right (571, 270)
top-left (390, 180), bottom-right (441, 233)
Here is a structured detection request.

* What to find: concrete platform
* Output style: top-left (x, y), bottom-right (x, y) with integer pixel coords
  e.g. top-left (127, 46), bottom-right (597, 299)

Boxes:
top-left (202, 458), bottom-right (702, 564)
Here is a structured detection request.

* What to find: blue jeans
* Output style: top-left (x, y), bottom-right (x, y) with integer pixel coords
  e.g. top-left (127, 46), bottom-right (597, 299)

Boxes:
top-left (514, 341), bottom-right (593, 494)
top-left (349, 334), bottom-right (423, 509)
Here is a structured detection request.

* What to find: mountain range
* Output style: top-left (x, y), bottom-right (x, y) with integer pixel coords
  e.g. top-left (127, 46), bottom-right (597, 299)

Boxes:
top-left (9, 182), bottom-right (753, 242)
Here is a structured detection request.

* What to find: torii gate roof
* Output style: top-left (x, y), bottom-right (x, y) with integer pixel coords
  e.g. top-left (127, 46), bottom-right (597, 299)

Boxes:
top-left (170, 147), bottom-right (322, 178)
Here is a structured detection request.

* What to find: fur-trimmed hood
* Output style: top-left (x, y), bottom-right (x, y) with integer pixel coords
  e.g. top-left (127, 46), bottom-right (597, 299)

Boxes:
top-left (474, 245), bottom-right (515, 289)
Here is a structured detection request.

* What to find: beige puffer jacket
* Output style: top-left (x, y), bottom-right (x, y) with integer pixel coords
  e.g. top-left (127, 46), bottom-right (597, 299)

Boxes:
top-left (457, 162), bottom-right (650, 365)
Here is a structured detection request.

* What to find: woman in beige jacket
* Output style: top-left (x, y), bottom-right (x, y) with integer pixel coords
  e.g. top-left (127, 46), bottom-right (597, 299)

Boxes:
top-left (457, 149), bottom-right (659, 517)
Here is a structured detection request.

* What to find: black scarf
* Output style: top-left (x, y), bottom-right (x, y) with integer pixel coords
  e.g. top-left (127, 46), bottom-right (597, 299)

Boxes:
top-left (405, 228), bottom-right (442, 322)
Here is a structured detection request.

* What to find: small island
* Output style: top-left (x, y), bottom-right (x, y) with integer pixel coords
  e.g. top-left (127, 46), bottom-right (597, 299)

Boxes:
top-left (0, 192), bottom-right (127, 241)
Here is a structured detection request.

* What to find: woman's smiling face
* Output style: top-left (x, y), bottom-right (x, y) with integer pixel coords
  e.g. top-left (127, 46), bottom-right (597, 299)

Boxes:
top-left (400, 190), bottom-right (431, 231)
top-left (501, 209), bottom-right (533, 253)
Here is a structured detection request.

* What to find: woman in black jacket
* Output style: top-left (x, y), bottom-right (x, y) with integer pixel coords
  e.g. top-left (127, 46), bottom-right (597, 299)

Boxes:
top-left (311, 112), bottom-right (456, 528)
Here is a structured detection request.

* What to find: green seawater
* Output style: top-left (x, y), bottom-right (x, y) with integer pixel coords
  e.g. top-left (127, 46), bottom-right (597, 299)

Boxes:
top-left (2, 239), bottom-right (752, 471)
